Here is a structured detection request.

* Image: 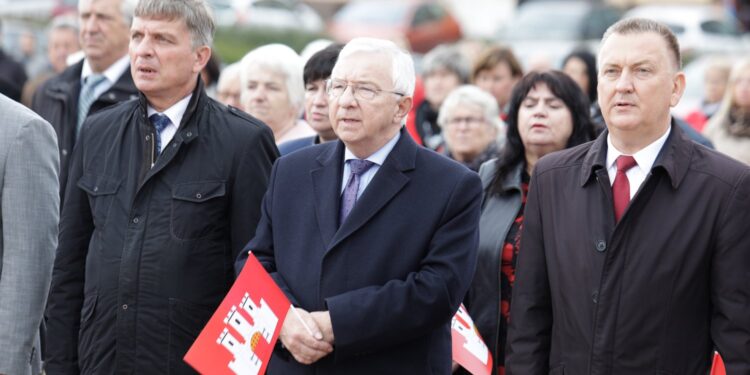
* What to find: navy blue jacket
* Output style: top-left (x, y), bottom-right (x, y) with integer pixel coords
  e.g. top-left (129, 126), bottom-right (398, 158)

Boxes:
top-left (237, 129), bottom-right (481, 374)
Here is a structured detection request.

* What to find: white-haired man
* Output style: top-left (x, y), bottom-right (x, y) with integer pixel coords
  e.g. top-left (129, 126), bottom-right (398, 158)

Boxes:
top-left (32, 0), bottom-right (139, 201)
top-left (45, 0), bottom-right (277, 373)
top-left (236, 37), bottom-right (482, 374)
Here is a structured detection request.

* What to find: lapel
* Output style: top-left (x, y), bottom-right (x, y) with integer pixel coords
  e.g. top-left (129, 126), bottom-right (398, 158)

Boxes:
top-left (326, 130), bottom-right (417, 252)
top-left (311, 141), bottom-right (345, 249)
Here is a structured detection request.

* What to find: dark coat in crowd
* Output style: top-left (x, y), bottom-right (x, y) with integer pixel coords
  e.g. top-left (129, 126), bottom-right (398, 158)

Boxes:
top-left (465, 161), bottom-right (524, 373)
top-left (506, 123), bottom-right (750, 374)
top-left (31, 59), bottom-right (138, 201)
top-left (45, 79), bottom-right (278, 375)
top-left (0, 49), bottom-right (28, 102)
top-left (238, 130), bottom-right (481, 374)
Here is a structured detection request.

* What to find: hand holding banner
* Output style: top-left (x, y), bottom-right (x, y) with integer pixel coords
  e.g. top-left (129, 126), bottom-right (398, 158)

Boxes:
top-left (452, 304), bottom-right (493, 375)
top-left (184, 252), bottom-right (290, 375)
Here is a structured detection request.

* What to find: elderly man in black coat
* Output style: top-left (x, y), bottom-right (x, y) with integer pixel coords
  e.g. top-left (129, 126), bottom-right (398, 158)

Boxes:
top-left (44, 0), bottom-right (278, 374)
top-left (506, 18), bottom-right (750, 374)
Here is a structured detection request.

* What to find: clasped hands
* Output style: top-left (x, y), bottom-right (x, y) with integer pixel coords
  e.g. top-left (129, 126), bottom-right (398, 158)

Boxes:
top-left (278, 306), bottom-right (334, 365)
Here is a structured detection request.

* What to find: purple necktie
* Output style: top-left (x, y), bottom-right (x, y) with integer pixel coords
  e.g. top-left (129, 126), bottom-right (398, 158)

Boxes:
top-left (340, 159), bottom-right (374, 223)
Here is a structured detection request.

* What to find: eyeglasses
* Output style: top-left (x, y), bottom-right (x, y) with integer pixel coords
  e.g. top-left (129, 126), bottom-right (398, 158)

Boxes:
top-left (326, 79), bottom-right (404, 101)
top-left (446, 116), bottom-right (486, 127)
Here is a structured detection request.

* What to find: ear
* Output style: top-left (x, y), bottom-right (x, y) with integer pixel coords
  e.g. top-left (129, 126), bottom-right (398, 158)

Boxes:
top-left (192, 45), bottom-right (212, 75)
top-left (670, 71), bottom-right (686, 107)
top-left (394, 96), bottom-right (413, 123)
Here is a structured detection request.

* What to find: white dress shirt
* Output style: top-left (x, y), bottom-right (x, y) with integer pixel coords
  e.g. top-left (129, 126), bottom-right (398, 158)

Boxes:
top-left (80, 55), bottom-right (130, 99)
top-left (147, 94), bottom-right (192, 153)
top-left (606, 125), bottom-right (671, 200)
top-left (340, 132), bottom-right (401, 199)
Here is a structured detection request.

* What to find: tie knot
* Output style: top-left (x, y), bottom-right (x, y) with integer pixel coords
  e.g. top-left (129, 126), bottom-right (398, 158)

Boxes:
top-left (616, 155), bottom-right (637, 173)
top-left (149, 113), bottom-right (171, 133)
top-left (348, 159), bottom-right (374, 175)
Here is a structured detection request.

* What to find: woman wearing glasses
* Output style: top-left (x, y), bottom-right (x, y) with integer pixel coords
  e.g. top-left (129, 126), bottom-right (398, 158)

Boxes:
top-left (437, 85), bottom-right (505, 172)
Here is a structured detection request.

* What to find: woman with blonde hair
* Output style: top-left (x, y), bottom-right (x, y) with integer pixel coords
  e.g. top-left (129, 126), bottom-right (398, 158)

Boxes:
top-left (703, 59), bottom-right (750, 165)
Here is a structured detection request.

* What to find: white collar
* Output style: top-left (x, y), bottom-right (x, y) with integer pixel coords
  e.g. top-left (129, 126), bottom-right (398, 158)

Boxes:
top-left (344, 132), bottom-right (401, 166)
top-left (81, 55), bottom-right (130, 85)
top-left (147, 94), bottom-right (193, 128)
top-left (606, 123), bottom-right (671, 173)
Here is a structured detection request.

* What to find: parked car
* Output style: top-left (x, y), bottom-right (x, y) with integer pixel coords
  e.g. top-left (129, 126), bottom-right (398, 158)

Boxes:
top-left (496, 0), bottom-right (623, 70)
top-left (328, 0), bottom-right (462, 54)
top-left (623, 4), bottom-right (750, 61)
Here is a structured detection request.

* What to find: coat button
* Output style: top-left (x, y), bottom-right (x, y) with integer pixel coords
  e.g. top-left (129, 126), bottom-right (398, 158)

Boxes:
top-left (93, 186), bottom-right (98, 192)
top-left (122, 304), bottom-right (128, 310)
top-left (145, 135), bottom-right (150, 141)
top-left (592, 291), bottom-right (599, 304)
top-left (186, 131), bottom-right (192, 137)
top-left (62, 149), bottom-right (68, 156)
top-left (132, 217), bottom-right (140, 224)
top-left (595, 240), bottom-right (606, 252)
top-left (196, 193), bottom-right (202, 199)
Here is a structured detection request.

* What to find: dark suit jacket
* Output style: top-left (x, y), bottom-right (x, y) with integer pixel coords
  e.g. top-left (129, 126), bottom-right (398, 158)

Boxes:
top-left (238, 129), bottom-right (482, 374)
top-left (46, 79), bottom-right (278, 375)
top-left (31, 59), bottom-right (138, 202)
top-left (506, 124), bottom-right (750, 374)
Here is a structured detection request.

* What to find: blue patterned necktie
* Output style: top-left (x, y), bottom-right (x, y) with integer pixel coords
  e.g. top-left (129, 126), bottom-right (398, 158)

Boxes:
top-left (149, 113), bottom-right (171, 155)
top-left (340, 159), bottom-right (375, 224)
top-left (77, 74), bottom-right (107, 138)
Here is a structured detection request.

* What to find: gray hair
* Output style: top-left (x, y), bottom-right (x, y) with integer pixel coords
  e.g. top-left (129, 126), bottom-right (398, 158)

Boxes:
top-left (335, 37), bottom-right (416, 97)
top-left (120, 0), bottom-right (137, 25)
top-left (48, 15), bottom-right (79, 35)
top-left (239, 43), bottom-right (304, 111)
top-left (134, 0), bottom-right (215, 47)
top-left (600, 18), bottom-right (681, 70)
top-left (422, 44), bottom-right (470, 83)
top-left (438, 85), bottom-right (505, 140)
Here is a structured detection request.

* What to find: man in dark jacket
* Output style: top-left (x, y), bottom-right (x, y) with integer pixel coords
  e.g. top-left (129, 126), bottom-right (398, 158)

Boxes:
top-left (31, 0), bottom-right (138, 200)
top-left (506, 18), bottom-right (750, 374)
top-left (44, 0), bottom-right (278, 373)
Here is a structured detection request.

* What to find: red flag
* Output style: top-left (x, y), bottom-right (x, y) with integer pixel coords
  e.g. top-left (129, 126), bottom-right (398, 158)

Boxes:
top-left (184, 252), bottom-right (290, 374)
top-left (452, 304), bottom-right (493, 375)
top-left (711, 352), bottom-right (726, 375)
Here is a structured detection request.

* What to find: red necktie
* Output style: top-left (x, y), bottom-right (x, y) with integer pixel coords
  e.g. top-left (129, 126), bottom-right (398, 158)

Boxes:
top-left (612, 155), bottom-right (637, 222)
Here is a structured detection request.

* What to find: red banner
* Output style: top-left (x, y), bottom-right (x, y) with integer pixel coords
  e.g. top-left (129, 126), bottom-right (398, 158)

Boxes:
top-left (452, 304), bottom-right (493, 375)
top-left (184, 252), bottom-right (290, 374)
top-left (711, 352), bottom-right (726, 375)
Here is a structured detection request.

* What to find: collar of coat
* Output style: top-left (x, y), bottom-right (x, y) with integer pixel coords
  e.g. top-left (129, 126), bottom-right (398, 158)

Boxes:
top-left (136, 75), bottom-right (205, 145)
top-left (45, 59), bottom-right (137, 101)
top-left (580, 117), bottom-right (693, 190)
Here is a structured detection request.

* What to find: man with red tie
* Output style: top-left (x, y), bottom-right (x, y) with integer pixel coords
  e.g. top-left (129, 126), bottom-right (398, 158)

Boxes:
top-left (505, 18), bottom-right (750, 374)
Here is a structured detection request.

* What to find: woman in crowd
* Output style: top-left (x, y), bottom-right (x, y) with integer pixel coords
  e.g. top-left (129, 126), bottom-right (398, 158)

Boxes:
top-left (239, 43), bottom-right (314, 144)
top-left (409, 44), bottom-right (470, 150)
top-left (685, 58), bottom-right (731, 132)
top-left (278, 43), bottom-right (344, 155)
top-left (703, 58), bottom-right (750, 165)
top-left (438, 85), bottom-right (505, 171)
top-left (562, 49), bottom-right (605, 131)
top-left (471, 46), bottom-right (523, 120)
top-left (464, 70), bottom-right (597, 375)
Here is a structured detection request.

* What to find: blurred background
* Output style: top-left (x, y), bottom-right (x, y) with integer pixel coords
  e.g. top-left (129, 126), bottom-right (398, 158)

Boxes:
top-left (1, 0), bottom-right (749, 119)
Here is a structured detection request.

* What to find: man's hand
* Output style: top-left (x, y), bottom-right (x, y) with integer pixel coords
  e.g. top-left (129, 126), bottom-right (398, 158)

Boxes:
top-left (310, 311), bottom-right (335, 344)
top-left (279, 306), bottom-right (333, 364)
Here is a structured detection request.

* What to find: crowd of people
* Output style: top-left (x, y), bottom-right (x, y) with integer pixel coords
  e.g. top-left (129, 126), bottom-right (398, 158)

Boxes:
top-left (0, 0), bottom-right (749, 374)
